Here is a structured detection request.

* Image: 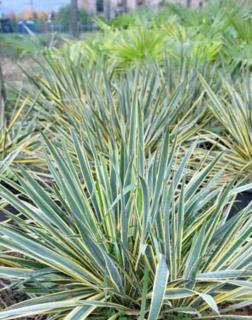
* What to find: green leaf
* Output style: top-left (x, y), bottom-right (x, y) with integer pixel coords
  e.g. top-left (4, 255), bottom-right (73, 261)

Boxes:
top-left (148, 254), bottom-right (169, 320)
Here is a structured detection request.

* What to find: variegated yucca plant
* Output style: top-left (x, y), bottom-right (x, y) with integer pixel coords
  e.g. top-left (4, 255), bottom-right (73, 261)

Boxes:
top-left (199, 74), bottom-right (252, 180)
top-left (26, 54), bottom-right (213, 157)
top-left (0, 96), bottom-right (44, 178)
top-left (0, 106), bottom-right (252, 319)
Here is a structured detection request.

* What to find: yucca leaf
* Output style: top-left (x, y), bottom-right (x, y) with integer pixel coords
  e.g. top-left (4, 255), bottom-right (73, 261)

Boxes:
top-left (0, 299), bottom-right (80, 320)
top-left (148, 254), bottom-right (169, 320)
top-left (139, 266), bottom-right (149, 320)
top-left (0, 225), bottom-right (100, 285)
top-left (200, 317), bottom-right (252, 319)
top-left (184, 225), bottom-right (205, 289)
top-left (64, 293), bottom-right (105, 320)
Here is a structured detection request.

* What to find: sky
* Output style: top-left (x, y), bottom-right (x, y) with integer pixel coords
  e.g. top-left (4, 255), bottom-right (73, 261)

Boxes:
top-left (0, 0), bottom-right (70, 13)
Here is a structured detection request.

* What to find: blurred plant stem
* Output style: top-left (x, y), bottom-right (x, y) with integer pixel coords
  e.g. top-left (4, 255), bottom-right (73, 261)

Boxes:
top-left (70, 0), bottom-right (79, 38)
top-left (0, 62), bottom-right (6, 124)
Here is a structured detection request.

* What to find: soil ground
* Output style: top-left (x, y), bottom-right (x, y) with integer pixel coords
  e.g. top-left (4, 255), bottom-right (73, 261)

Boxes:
top-left (1, 57), bottom-right (27, 83)
top-left (1, 57), bottom-right (32, 90)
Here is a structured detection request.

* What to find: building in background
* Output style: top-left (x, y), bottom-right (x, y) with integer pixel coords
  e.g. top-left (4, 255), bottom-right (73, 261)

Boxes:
top-left (78, 0), bottom-right (207, 18)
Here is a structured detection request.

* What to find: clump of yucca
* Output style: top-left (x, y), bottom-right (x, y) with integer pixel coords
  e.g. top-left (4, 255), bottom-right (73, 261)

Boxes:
top-left (0, 108), bottom-right (252, 319)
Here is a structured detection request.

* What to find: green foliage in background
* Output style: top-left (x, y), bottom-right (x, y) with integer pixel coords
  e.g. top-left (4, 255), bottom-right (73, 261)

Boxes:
top-left (59, 0), bottom-right (252, 71)
top-left (53, 4), bottom-right (92, 32)
top-left (0, 33), bottom-right (62, 59)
